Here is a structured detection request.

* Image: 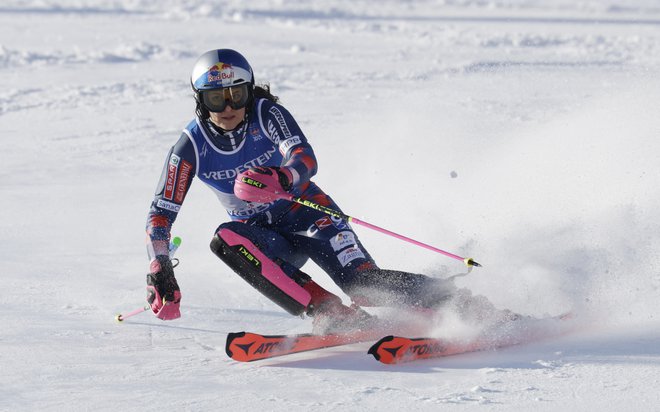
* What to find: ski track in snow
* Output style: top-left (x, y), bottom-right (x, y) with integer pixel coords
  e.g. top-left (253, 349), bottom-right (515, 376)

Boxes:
top-left (2, 1), bottom-right (660, 411)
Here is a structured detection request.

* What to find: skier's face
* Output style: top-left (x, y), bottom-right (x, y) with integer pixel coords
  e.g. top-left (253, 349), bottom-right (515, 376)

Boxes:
top-left (209, 104), bottom-right (246, 131)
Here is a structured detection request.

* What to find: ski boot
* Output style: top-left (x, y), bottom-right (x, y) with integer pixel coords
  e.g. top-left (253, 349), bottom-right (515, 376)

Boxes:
top-left (303, 280), bottom-right (379, 335)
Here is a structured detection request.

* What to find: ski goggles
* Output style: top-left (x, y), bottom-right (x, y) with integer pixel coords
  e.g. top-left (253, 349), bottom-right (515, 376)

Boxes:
top-left (201, 83), bottom-right (250, 112)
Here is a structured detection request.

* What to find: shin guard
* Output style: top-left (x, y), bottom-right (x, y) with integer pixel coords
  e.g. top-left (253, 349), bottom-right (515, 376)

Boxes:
top-left (210, 228), bottom-right (312, 316)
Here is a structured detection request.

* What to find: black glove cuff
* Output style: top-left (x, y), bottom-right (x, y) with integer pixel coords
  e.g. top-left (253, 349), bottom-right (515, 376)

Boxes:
top-left (275, 167), bottom-right (292, 191)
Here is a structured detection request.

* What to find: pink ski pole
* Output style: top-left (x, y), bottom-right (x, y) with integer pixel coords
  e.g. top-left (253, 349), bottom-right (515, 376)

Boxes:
top-left (115, 305), bottom-right (150, 322)
top-left (282, 194), bottom-right (481, 267)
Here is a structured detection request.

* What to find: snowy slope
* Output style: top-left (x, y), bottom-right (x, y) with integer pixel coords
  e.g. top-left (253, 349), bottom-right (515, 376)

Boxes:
top-left (1, 1), bottom-right (660, 411)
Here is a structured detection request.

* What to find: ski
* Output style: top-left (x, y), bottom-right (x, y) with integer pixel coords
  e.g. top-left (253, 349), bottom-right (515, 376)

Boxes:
top-left (369, 312), bottom-right (575, 364)
top-left (226, 329), bottom-right (384, 362)
top-left (368, 335), bottom-right (490, 364)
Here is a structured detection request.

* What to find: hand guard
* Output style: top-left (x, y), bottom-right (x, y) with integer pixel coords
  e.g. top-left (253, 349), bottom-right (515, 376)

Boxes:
top-left (146, 255), bottom-right (181, 320)
top-left (234, 166), bottom-right (293, 203)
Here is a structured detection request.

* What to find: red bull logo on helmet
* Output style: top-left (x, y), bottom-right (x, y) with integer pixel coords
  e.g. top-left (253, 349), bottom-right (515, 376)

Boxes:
top-left (207, 62), bottom-right (235, 86)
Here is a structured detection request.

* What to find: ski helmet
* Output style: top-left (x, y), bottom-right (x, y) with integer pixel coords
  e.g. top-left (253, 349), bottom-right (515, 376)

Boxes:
top-left (190, 49), bottom-right (255, 119)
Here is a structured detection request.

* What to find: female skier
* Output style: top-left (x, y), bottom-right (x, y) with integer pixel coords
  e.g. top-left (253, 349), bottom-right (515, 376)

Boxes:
top-left (145, 49), bottom-right (487, 332)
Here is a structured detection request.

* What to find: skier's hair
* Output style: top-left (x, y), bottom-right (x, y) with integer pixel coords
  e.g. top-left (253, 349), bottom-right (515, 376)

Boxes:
top-left (254, 83), bottom-right (279, 103)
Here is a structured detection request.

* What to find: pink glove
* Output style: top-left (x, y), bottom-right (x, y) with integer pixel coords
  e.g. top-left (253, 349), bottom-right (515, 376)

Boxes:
top-left (146, 256), bottom-right (181, 320)
top-left (235, 166), bottom-right (293, 203)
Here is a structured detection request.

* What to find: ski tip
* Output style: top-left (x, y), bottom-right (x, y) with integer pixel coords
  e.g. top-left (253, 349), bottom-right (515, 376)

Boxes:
top-left (225, 331), bottom-right (246, 358)
top-left (367, 335), bottom-right (395, 362)
top-left (227, 331), bottom-right (247, 340)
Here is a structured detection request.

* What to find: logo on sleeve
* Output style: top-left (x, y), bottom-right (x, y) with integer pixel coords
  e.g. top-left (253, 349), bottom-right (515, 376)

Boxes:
top-left (164, 154), bottom-right (180, 200)
top-left (279, 136), bottom-right (302, 154)
top-left (174, 160), bottom-right (193, 203)
top-left (268, 106), bottom-right (292, 138)
top-left (157, 199), bottom-right (181, 213)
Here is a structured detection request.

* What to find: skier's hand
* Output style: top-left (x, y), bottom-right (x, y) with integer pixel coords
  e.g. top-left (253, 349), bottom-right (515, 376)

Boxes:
top-left (234, 166), bottom-right (293, 203)
top-left (146, 255), bottom-right (181, 320)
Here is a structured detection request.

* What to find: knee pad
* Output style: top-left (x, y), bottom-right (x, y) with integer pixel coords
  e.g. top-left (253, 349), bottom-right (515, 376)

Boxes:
top-left (210, 228), bottom-right (312, 316)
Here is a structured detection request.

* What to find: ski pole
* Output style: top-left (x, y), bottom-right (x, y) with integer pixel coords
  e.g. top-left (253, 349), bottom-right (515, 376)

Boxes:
top-left (281, 194), bottom-right (481, 267)
top-left (115, 305), bottom-right (150, 322)
top-left (115, 236), bottom-right (183, 322)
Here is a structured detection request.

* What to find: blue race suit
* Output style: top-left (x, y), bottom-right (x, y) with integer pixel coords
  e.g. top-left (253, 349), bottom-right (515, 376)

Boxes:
top-left (147, 97), bottom-right (453, 306)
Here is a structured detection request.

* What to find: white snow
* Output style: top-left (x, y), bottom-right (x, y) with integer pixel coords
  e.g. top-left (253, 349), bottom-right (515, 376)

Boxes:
top-left (2, 1), bottom-right (660, 411)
